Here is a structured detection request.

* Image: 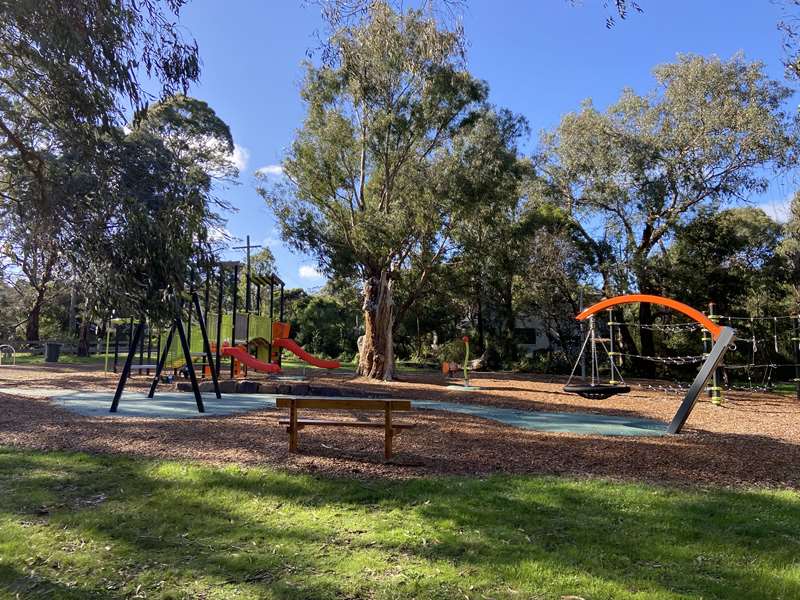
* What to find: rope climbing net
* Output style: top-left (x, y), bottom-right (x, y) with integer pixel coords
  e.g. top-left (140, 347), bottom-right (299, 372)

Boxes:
top-left (566, 301), bottom-right (800, 401)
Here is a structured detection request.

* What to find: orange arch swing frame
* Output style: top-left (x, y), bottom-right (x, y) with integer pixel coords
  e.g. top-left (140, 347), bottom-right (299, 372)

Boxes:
top-left (575, 294), bottom-right (723, 340)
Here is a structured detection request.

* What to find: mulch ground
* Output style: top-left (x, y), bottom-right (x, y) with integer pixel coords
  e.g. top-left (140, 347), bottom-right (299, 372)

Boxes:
top-left (1, 364), bottom-right (799, 489)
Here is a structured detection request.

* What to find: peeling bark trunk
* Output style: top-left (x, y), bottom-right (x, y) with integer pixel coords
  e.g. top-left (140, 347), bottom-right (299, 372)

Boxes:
top-left (357, 271), bottom-right (395, 380)
top-left (25, 288), bottom-right (46, 341)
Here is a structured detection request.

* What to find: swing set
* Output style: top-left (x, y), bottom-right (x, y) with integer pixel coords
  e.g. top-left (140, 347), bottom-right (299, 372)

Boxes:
top-left (564, 294), bottom-right (736, 434)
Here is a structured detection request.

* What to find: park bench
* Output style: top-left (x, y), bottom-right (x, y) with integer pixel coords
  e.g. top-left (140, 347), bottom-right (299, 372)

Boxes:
top-left (276, 396), bottom-right (414, 459)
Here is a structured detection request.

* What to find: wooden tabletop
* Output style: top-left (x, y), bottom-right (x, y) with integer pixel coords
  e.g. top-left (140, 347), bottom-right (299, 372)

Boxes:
top-left (275, 396), bottom-right (412, 411)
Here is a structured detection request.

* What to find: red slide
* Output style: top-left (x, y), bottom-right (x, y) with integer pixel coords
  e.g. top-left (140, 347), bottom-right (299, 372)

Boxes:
top-left (221, 346), bottom-right (281, 373)
top-left (273, 338), bottom-right (341, 369)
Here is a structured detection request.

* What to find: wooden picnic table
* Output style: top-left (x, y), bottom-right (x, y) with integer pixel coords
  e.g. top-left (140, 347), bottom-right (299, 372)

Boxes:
top-left (275, 396), bottom-right (414, 460)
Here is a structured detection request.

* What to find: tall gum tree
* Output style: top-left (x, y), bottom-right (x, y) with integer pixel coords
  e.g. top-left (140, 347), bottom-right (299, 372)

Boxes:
top-left (261, 3), bottom-right (487, 380)
top-left (537, 54), bottom-right (797, 371)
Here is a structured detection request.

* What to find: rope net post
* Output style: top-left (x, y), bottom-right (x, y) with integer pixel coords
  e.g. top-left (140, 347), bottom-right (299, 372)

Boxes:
top-left (794, 314), bottom-right (800, 403)
top-left (708, 302), bottom-right (723, 406)
top-left (607, 308), bottom-right (622, 384)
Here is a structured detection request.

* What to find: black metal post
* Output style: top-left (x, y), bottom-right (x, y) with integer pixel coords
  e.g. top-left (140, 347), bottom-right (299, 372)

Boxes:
top-left (193, 291), bottom-right (221, 399)
top-left (230, 263), bottom-right (239, 378)
top-left (202, 267), bottom-right (214, 377)
top-left (215, 266), bottom-right (224, 377)
top-left (175, 316), bottom-right (205, 413)
top-left (668, 326), bottom-right (735, 434)
top-left (155, 329), bottom-right (162, 375)
top-left (279, 282), bottom-right (285, 321)
top-left (187, 271), bottom-right (194, 350)
top-left (278, 282), bottom-right (285, 367)
top-left (255, 284), bottom-right (261, 316)
top-left (245, 235), bottom-right (252, 313)
top-left (268, 277), bottom-right (274, 360)
top-left (148, 323), bottom-right (176, 398)
top-left (110, 320), bottom-right (146, 412)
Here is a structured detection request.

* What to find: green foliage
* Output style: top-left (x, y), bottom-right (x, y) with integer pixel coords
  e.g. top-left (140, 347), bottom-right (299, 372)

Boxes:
top-left (283, 287), bottom-right (359, 358)
top-left (539, 54), bottom-right (796, 296)
top-left (657, 207), bottom-right (786, 314)
top-left (1, 447), bottom-right (799, 599)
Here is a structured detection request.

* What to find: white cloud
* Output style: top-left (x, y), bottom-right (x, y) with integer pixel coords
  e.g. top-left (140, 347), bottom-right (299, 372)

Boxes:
top-left (231, 144), bottom-right (250, 172)
top-left (298, 265), bottom-right (322, 279)
top-left (255, 164), bottom-right (283, 177)
top-left (759, 198), bottom-right (792, 223)
top-left (208, 225), bottom-right (231, 243)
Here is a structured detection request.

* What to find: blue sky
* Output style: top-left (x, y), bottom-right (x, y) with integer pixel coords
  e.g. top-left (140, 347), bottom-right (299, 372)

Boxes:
top-left (177, 0), bottom-right (797, 289)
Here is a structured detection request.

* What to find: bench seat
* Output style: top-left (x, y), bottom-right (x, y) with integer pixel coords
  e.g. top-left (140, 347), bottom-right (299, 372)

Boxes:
top-left (278, 418), bottom-right (415, 429)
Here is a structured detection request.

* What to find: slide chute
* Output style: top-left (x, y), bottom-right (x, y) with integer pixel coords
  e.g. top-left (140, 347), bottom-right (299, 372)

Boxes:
top-left (221, 346), bottom-right (281, 373)
top-left (272, 338), bottom-right (341, 369)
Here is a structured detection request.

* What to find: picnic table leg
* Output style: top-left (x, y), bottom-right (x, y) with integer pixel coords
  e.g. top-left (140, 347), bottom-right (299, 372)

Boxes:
top-left (289, 399), bottom-right (298, 452)
top-left (384, 405), bottom-right (392, 460)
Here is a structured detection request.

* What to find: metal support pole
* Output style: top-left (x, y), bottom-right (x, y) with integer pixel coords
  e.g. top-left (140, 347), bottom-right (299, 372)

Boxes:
top-left (702, 307), bottom-right (711, 397)
top-left (708, 302), bottom-right (722, 405)
top-left (668, 326), bottom-right (735, 433)
top-left (607, 308), bottom-right (618, 384)
top-left (187, 270), bottom-right (194, 350)
top-left (245, 235), bottom-right (252, 313)
top-left (110, 320), bottom-right (145, 412)
top-left (202, 268), bottom-right (211, 376)
top-left (268, 277), bottom-right (274, 361)
top-left (156, 330), bottom-right (162, 372)
top-left (215, 266), bottom-right (224, 377)
top-left (192, 291), bottom-right (221, 399)
top-left (175, 315), bottom-right (205, 413)
top-left (278, 282), bottom-right (285, 367)
top-left (230, 263), bottom-right (239, 378)
top-left (579, 288), bottom-right (586, 379)
top-left (589, 316), bottom-right (597, 386)
top-left (794, 314), bottom-right (800, 403)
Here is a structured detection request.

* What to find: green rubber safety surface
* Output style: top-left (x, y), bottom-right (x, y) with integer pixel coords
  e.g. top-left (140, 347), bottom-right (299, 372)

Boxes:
top-left (41, 389), bottom-right (667, 436)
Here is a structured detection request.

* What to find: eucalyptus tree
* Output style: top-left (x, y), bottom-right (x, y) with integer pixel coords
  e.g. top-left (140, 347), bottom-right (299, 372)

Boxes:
top-left (537, 54), bottom-right (796, 363)
top-left (262, 3), bottom-right (487, 379)
top-left (781, 192), bottom-right (800, 306)
top-left (75, 95), bottom-right (236, 325)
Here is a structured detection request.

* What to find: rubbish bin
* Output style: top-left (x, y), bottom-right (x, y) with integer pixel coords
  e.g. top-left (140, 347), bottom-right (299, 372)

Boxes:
top-left (44, 342), bottom-right (63, 363)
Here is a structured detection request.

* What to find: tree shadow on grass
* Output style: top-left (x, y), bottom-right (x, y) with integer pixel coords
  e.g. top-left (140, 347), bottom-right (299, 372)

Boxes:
top-left (2, 448), bottom-right (799, 599)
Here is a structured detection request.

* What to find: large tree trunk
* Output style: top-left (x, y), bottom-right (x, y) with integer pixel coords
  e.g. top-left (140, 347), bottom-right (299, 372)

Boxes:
top-left (77, 318), bottom-right (91, 356)
top-left (25, 289), bottom-right (46, 341)
top-left (357, 271), bottom-right (395, 380)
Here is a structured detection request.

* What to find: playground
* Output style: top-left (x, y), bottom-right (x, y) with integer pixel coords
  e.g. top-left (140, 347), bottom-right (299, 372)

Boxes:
top-left (1, 361), bottom-right (799, 487)
top-left (4, 2), bottom-right (800, 598)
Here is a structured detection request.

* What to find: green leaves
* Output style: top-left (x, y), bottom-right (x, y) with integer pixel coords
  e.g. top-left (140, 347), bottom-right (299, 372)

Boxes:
top-left (539, 54), bottom-right (797, 296)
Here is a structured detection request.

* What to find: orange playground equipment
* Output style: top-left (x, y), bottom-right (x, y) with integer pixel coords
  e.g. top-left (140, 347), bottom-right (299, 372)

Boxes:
top-left (564, 294), bottom-right (736, 433)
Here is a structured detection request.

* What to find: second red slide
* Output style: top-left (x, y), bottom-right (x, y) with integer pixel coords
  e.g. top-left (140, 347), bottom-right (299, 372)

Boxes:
top-left (273, 338), bottom-right (341, 369)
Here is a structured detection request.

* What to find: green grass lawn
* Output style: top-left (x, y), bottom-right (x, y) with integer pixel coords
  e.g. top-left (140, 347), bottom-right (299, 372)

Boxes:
top-left (7, 352), bottom-right (108, 366)
top-left (0, 448), bottom-right (798, 599)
